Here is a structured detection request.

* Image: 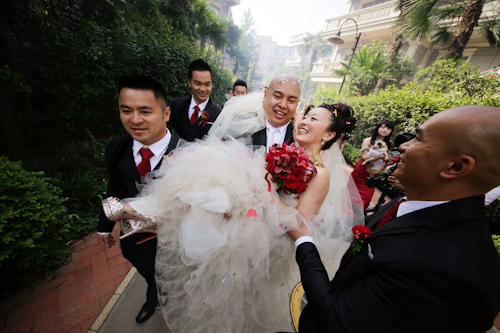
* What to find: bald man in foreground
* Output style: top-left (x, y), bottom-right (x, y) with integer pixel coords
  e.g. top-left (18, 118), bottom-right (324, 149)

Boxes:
top-left (288, 106), bottom-right (500, 332)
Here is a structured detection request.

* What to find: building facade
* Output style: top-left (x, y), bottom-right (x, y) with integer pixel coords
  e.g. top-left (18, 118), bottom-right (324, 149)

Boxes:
top-left (253, 35), bottom-right (293, 90)
top-left (307, 0), bottom-right (500, 84)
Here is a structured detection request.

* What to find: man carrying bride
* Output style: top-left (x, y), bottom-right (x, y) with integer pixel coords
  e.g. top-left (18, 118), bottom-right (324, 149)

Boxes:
top-left (103, 75), bottom-right (364, 332)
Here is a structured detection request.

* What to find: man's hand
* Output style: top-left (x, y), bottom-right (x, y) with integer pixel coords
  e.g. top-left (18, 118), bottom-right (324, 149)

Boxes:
top-left (388, 175), bottom-right (404, 189)
top-left (97, 233), bottom-right (116, 248)
top-left (286, 220), bottom-right (311, 242)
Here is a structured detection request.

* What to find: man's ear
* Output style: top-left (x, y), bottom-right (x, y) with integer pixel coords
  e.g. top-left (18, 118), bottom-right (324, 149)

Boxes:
top-left (440, 155), bottom-right (475, 179)
top-left (164, 106), bottom-right (171, 123)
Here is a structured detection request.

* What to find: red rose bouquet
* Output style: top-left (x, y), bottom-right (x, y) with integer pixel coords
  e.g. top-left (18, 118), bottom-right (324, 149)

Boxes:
top-left (350, 225), bottom-right (372, 255)
top-left (265, 143), bottom-right (317, 195)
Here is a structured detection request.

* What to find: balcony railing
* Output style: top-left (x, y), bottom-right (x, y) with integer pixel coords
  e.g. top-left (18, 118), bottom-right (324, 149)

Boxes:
top-left (311, 61), bottom-right (343, 75)
top-left (325, 1), bottom-right (399, 34)
top-left (284, 57), bottom-right (303, 66)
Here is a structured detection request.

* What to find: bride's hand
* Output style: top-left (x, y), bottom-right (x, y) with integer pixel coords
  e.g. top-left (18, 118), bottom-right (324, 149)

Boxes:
top-left (286, 220), bottom-right (311, 241)
top-left (266, 173), bottom-right (278, 192)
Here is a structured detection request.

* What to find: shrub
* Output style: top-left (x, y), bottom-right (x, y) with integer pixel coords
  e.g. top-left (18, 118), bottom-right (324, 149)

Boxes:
top-left (342, 142), bottom-right (360, 166)
top-left (314, 59), bottom-right (500, 148)
top-left (0, 156), bottom-right (69, 296)
top-left (486, 200), bottom-right (500, 235)
top-left (493, 235), bottom-right (500, 256)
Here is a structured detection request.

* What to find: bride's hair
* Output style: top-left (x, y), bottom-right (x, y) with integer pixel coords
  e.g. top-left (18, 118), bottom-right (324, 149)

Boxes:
top-left (305, 103), bottom-right (357, 150)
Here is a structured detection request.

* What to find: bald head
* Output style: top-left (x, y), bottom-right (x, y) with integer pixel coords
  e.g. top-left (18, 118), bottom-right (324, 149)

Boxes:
top-left (435, 105), bottom-right (500, 189)
top-left (395, 105), bottom-right (500, 201)
top-left (267, 75), bottom-right (301, 92)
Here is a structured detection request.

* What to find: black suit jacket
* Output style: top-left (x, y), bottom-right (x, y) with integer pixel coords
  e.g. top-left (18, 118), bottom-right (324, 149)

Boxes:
top-left (251, 123), bottom-right (294, 148)
top-left (297, 196), bottom-right (500, 333)
top-left (97, 128), bottom-right (180, 233)
top-left (169, 96), bottom-right (222, 142)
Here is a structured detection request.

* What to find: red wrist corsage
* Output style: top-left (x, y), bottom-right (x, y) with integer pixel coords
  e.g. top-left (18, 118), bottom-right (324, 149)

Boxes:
top-left (350, 225), bottom-right (372, 255)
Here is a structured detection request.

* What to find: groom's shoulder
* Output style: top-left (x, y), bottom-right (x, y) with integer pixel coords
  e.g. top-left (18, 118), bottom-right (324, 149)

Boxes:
top-left (105, 135), bottom-right (131, 154)
top-left (170, 96), bottom-right (189, 109)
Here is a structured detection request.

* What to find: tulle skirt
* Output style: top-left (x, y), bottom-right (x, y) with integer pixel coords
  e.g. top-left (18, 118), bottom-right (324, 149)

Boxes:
top-left (128, 136), bottom-right (358, 332)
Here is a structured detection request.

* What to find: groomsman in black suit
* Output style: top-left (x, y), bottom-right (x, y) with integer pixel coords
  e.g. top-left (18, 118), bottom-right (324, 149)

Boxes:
top-left (169, 58), bottom-right (222, 141)
top-left (251, 75), bottom-right (300, 149)
top-left (97, 75), bottom-right (180, 323)
top-left (288, 105), bottom-right (500, 332)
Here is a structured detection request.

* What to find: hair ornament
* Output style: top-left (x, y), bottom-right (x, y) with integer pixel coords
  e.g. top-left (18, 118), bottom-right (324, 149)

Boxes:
top-left (346, 121), bottom-right (351, 124)
top-left (333, 109), bottom-right (338, 117)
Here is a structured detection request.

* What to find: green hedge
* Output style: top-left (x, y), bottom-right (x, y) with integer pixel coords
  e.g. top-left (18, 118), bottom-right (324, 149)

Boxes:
top-left (0, 157), bottom-right (69, 296)
top-left (342, 142), bottom-right (361, 167)
top-left (493, 235), bottom-right (500, 256)
top-left (314, 59), bottom-right (500, 148)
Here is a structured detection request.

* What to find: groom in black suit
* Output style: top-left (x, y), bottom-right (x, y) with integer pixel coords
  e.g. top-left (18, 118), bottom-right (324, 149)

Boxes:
top-left (169, 58), bottom-right (222, 142)
top-left (97, 75), bottom-right (180, 323)
top-left (288, 105), bottom-right (500, 332)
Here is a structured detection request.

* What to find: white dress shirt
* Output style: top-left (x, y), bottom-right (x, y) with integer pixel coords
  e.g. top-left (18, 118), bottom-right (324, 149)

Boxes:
top-left (132, 129), bottom-right (172, 170)
top-left (265, 119), bottom-right (289, 151)
top-left (294, 198), bottom-right (450, 248)
top-left (188, 96), bottom-right (209, 120)
top-left (485, 186), bottom-right (500, 205)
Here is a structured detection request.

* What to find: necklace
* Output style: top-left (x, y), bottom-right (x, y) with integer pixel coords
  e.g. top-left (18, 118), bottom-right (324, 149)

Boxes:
top-left (313, 160), bottom-right (324, 168)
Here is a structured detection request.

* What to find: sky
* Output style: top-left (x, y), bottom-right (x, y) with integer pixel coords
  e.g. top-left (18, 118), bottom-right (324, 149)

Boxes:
top-left (231, 0), bottom-right (350, 46)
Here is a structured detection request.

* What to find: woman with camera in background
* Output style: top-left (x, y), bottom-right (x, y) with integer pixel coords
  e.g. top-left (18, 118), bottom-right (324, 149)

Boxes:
top-left (351, 120), bottom-right (395, 210)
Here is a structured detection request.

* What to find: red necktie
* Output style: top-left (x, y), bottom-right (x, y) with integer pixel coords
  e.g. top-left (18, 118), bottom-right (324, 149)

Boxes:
top-left (377, 199), bottom-right (405, 229)
top-left (190, 105), bottom-right (200, 125)
top-left (137, 148), bottom-right (154, 177)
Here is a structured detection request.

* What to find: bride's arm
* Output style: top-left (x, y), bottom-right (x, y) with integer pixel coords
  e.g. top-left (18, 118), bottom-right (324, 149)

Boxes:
top-left (281, 167), bottom-right (330, 240)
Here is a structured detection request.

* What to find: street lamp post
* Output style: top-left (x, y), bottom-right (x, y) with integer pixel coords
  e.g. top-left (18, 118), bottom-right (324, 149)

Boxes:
top-left (327, 18), bottom-right (361, 94)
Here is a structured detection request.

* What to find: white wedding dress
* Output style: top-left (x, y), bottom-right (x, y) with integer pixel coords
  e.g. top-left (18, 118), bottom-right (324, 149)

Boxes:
top-left (128, 93), bottom-right (364, 332)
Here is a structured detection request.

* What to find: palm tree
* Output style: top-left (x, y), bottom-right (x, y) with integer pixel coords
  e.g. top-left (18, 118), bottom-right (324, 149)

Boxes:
top-left (300, 33), bottom-right (333, 71)
top-left (189, 0), bottom-right (228, 49)
top-left (395, 0), bottom-right (500, 59)
top-left (335, 41), bottom-right (413, 96)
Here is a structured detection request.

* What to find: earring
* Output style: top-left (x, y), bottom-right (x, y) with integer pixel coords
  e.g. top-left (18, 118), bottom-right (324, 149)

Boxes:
top-left (321, 140), bottom-right (325, 146)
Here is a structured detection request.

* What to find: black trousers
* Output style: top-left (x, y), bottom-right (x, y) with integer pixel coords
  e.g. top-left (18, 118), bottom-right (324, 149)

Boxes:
top-left (120, 232), bottom-right (158, 310)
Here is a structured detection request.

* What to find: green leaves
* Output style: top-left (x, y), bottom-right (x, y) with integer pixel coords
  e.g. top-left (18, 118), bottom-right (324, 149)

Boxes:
top-left (0, 156), bottom-right (69, 295)
top-left (333, 40), bottom-right (414, 96)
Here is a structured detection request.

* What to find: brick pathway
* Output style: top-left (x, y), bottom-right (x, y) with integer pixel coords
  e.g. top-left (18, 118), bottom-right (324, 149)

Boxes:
top-left (0, 224), bottom-right (131, 332)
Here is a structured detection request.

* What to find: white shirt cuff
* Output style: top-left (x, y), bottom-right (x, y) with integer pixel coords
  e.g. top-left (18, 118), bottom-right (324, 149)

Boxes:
top-left (295, 236), bottom-right (315, 249)
top-left (97, 232), bottom-right (111, 235)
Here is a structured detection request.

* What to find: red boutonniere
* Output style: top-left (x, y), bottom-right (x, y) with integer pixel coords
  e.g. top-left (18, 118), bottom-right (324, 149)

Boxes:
top-left (200, 111), bottom-right (210, 127)
top-left (350, 225), bottom-right (372, 255)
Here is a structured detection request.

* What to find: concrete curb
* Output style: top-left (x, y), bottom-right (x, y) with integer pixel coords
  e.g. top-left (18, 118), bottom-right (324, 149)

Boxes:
top-left (88, 267), bottom-right (137, 332)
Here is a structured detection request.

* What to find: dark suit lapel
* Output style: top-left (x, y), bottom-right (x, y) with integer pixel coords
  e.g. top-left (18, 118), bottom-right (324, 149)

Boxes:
top-left (284, 122), bottom-right (294, 144)
top-left (370, 196), bottom-right (485, 240)
top-left (252, 128), bottom-right (267, 147)
top-left (365, 196), bottom-right (403, 230)
top-left (110, 136), bottom-right (141, 184)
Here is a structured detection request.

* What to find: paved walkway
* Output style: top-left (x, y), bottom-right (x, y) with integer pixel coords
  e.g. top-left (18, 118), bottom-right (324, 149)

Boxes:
top-left (0, 224), bottom-right (132, 332)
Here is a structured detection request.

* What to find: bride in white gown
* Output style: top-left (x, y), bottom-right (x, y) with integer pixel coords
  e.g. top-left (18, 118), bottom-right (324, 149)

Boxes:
top-left (113, 93), bottom-right (364, 332)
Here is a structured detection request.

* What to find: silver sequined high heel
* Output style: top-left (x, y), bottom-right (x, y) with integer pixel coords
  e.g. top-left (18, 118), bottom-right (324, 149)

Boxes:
top-left (102, 197), bottom-right (157, 239)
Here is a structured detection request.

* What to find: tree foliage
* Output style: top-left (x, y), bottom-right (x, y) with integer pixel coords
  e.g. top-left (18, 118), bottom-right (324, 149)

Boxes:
top-left (316, 58), bottom-right (500, 147)
top-left (0, 157), bottom-right (69, 296)
top-left (0, 0), bottom-right (232, 172)
top-left (334, 40), bottom-right (414, 96)
top-left (230, 9), bottom-right (259, 86)
top-left (395, 0), bottom-right (500, 58)
top-left (300, 33), bottom-right (333, 71)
